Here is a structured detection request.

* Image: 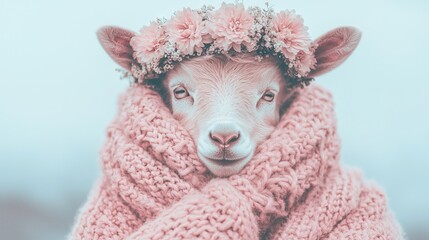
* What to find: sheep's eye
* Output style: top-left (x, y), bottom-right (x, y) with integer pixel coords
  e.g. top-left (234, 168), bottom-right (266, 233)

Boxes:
top-left (173, 86), bottom-right (189, 99)
top-left (262, 90), bottom-right (275, 102)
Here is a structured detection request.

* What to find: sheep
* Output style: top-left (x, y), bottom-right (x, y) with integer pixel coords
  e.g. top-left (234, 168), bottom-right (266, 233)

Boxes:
top-left (96, 26), bottom-right (361, 177)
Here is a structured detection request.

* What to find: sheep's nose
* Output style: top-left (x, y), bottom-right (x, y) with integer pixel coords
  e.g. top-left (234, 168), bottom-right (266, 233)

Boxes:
top-left (209, 122), bottom-right (241, 148)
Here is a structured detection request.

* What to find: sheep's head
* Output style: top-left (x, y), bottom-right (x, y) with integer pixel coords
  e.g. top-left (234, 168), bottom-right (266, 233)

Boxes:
top-left (97, 26), bottom-right (361, 177)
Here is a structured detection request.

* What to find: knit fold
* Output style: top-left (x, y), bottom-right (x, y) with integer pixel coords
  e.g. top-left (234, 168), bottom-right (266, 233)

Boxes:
top-left (69, 84), bottom-right (404, 240)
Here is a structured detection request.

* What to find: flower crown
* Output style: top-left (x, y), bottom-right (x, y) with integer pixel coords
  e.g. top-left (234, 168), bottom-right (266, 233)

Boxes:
top-left (128, 2), bottom-right (317, 88)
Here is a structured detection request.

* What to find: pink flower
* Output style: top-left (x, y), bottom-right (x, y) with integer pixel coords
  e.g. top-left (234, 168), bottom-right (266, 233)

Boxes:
top-left (166, 8), bottom-right (208, 55)
top-left (130, 21), bottom-right (167, 64)
top-left (206, 3), bottom-right (254, 52)
top-left (272, 10), bottom-right (311, 60)
top-left (295, 50), bottom-right (317, 77)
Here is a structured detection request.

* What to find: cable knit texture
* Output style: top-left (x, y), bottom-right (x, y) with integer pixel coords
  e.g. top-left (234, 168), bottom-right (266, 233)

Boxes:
top-left (69, 84), bottom-right (404, 240)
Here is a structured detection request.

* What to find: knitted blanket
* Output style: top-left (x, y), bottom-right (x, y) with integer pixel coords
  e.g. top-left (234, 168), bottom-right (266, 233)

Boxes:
top-left (69, 84), bottom-right (403, 239)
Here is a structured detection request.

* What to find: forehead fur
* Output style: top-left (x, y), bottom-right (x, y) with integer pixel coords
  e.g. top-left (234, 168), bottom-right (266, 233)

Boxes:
top-left (167, 53), bottom-right (284, 87)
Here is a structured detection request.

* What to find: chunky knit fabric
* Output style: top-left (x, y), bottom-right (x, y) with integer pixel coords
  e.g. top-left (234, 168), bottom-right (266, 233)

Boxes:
top-left (69, 84), bottom-right (404, 240)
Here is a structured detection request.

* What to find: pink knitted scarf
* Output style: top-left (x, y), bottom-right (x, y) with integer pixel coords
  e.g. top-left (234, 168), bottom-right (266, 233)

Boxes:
top-left (69, 84), bottom-right (403, 239)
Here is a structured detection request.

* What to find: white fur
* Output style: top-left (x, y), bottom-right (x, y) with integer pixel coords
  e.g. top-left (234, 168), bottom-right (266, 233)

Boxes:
top-left (163, 54), bottom-right (290, 177)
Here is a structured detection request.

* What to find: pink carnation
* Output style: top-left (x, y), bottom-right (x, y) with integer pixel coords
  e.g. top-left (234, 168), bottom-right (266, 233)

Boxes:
top-left (272, 10), bottom-right (311, 60)
top-left (166, 8), bottom-right (208, 55)
top-left (206, 3), bottom-right (254, 52)
top-left (130, 21), bottom-right (166, 64)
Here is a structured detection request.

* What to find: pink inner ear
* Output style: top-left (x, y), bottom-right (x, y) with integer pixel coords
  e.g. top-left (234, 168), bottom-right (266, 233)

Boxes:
top-left (309, 27), bottom-right (362, 78)
top-left (97, 26), bottom-right (136, 71)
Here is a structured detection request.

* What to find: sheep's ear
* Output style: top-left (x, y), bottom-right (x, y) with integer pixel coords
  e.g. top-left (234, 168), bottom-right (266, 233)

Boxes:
top-left (308, 27), bottom-right (362, 78)
top-left (97, 26), bottom-right (136, 71)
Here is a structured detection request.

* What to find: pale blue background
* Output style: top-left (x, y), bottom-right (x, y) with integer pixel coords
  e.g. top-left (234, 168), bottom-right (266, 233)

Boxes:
top-left (1, 0), bottom-right (428, 239)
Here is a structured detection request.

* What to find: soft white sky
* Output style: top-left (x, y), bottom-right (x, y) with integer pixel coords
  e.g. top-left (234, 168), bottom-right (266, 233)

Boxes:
top-left (1, 0), bottom-right (428, 239)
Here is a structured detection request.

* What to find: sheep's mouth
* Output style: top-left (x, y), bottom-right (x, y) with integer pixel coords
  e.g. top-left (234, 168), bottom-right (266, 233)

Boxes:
top-left (207, 158), bottom-right (242, 166)
top-left (200, 154), bottom-right (250, 166)
top-left (197, 151), bottom-right (254, 177)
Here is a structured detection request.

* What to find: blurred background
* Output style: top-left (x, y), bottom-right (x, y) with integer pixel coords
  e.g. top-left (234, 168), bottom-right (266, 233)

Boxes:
top-left (1, 0), bottom-right (428, 239)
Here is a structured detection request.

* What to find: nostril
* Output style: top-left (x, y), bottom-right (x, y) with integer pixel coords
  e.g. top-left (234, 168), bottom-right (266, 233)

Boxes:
top-left (209, 132), bottom-right (223, 145)
top-left (225, 132), bottom-right (240, 145)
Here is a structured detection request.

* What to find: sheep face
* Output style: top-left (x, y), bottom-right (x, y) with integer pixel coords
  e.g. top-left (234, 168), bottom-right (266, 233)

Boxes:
top-left (163, 54), bottom-right (290, 177)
